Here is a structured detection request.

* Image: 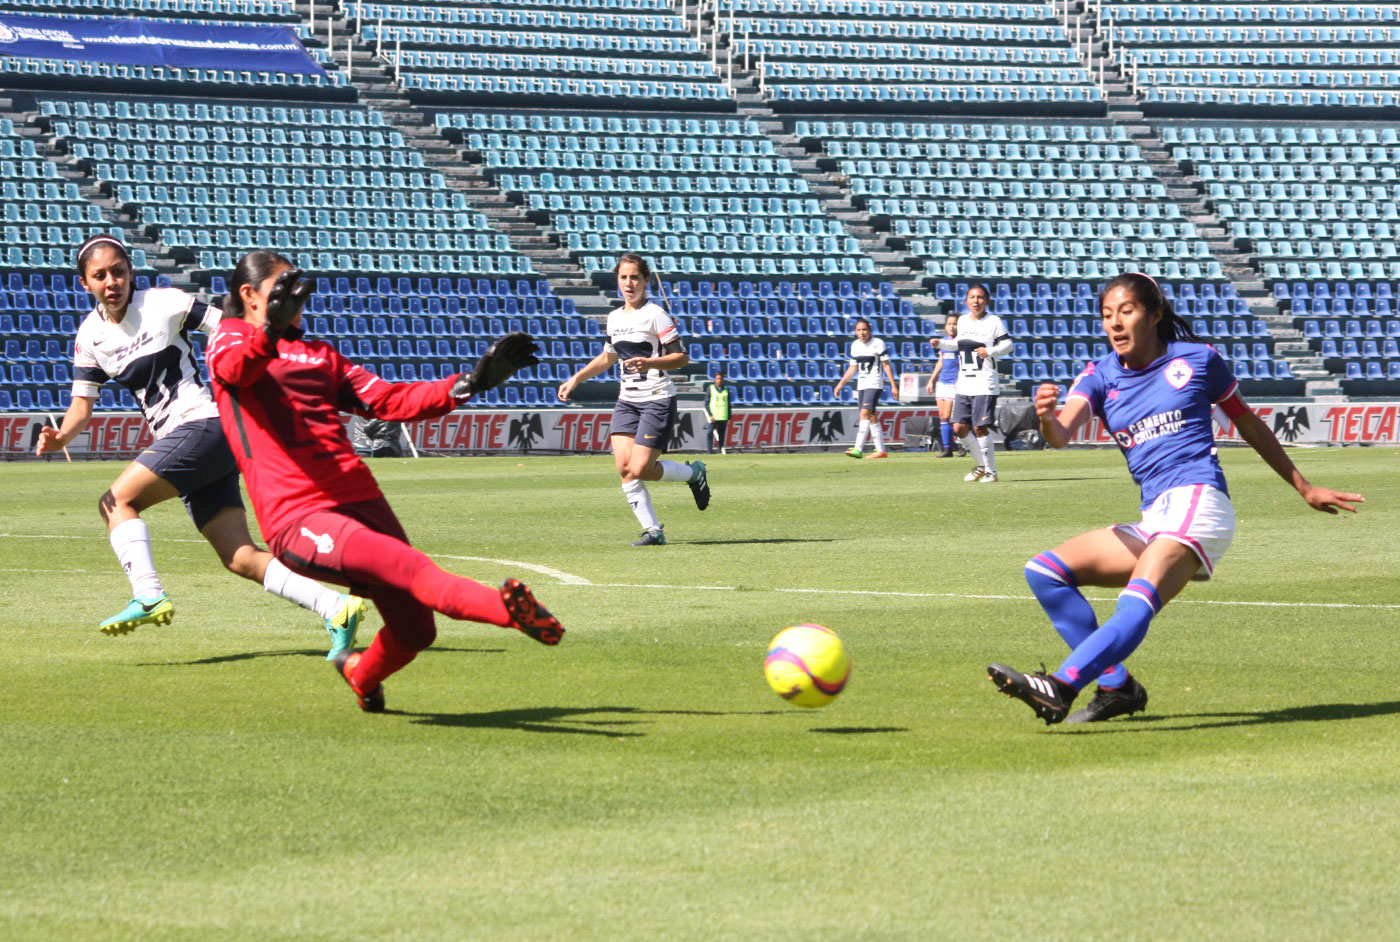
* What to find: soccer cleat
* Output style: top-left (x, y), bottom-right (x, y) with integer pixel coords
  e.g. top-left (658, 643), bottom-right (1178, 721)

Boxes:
top-left (332, 650), bottom-right (385, 713)
top-left (964, 466), bottom-right (987, 482)
top-left (987, 663), bottom-right (1076, 725)
top-left (979, 470), bottom-right (999, 483)
top-left (938, 447), bottom-right (955, 458)
top-left (686, 460), bottom-right (711, 511)
top-left (844, 447), bottom-right (863, 458)
top-left (99, 593), bottom-right (174, 635)
top-left (324, 594), bottom-right (368, 662)
top-left (500, 578), bottom-right (564, 645)
top-left (866, 451), bottom-right (889, 459)
top-left (1065, 675), bottom-right (1149, 724)
top-left (631, 527), bottom-right (667, 546)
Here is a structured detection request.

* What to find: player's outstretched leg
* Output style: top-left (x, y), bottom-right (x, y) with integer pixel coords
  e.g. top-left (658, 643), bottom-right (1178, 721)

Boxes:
top-left (1065, 675), bottom-right (1148, 723)
top-left (99, 593), bottom-right (174, 635)
top-left (685, 460), bottom-right (710, 510)
top-left (323, 594), bottom-right (368, 661)
top-left (987, 663), bottom-right (1076, 725)
top-left (332, 650), bottom-right (385, 713)
top-left (499, 578), bottom-right (564, 645)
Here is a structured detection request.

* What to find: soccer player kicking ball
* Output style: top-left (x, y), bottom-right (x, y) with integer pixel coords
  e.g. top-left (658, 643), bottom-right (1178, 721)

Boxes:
top-left (38, 235), bottom-right (366, 656)
top-left (988, 273), bottom-right (1361, 725)
top-left (208, 251), bottom-right (563, 713)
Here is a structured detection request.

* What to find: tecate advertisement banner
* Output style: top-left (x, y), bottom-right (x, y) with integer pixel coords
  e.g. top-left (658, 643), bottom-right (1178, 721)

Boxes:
top-left (6, 403), bottom-right (1400, 459)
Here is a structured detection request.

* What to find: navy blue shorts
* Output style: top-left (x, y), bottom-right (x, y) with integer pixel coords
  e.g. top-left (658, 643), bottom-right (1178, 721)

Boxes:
top-left (952, 394), bottom-right (998, 428)
top-left (134, 416), bottom-right (243, 531)
top-left (857, 387), bottom-right (883, 411)
top-left (610, 397), bottom-right (677, 452)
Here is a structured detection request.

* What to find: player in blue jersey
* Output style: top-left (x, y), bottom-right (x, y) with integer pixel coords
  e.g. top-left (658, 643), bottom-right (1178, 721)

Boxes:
top-left (924, 312), bottom-right (960, 457)
top-left (557, 254), bottom-right (709, 545)
top-left (988, 273), bottom-right (1362, 725)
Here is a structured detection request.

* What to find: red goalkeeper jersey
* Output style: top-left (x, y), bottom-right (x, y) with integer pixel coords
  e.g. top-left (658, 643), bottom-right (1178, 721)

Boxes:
top-left (208, 318), bottom-right (463, 543)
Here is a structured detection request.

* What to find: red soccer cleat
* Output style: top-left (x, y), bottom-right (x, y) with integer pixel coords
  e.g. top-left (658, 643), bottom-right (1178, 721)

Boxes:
top-left (500, 578), bottom-right (564, 646)
top-left (331, 650), bottom-right (385, 713)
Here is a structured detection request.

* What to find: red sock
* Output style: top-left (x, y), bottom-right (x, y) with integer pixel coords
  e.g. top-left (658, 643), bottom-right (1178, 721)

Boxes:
top-left (410, 563), bottom-right (511, 627)
top-left (352, 628), bottom-right (418, 692)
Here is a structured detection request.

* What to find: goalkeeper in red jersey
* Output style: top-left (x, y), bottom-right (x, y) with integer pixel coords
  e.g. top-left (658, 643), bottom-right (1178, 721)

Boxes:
top-left (207, 250), bottom-right (562, 713)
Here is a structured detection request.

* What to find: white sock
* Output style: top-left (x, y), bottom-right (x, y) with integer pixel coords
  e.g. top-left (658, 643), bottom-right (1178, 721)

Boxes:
top-left (960, 433), bottom-right (985, 466)
top-left (870, 421), bottom-right (885, 453)
top-left (854, 420), bottom-right (870, 451)
top-left (109, 518), bottom-right (164, 599)
top-left (979, 434), bottom-right (996, 473)
top-left (263, 557), bottom-right (343, 620)
top-left (657, 460), bottom-right (691, 482)
top-left (622, 478), bottom-right (660, 531)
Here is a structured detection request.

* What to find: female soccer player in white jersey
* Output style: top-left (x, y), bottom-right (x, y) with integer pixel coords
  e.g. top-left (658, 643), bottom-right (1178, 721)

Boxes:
top-left (556, 254), bottom-right (710, 546)
top-left (950, 284), bottom-right (1012, 482)
top-left (34, 235), bottom-right (366, 654)
top-left (924, 312), bottom-right (960, 457)
top-left (832, 317), bottom-right (898, 458)
top-left (988, 273), bottom-right (1362, 725)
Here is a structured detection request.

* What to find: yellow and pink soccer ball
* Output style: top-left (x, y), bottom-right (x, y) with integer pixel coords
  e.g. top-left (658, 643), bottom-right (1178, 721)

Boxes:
top-left (763, 624), bottom-right (850, 708)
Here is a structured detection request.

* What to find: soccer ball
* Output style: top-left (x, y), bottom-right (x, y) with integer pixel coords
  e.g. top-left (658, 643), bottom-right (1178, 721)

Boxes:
top-left (763, 624), bottom-right (850, 708)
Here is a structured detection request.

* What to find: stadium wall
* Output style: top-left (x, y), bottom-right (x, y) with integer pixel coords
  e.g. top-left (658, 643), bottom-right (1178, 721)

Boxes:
top-left (5, 403), bottom-right (1400, 460)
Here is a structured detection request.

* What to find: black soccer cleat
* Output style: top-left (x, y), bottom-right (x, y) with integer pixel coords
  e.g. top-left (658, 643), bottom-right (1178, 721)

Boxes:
top-left (630, 527), bottom-right (666, 546)
top-left (686, 460), bottom-right (710, 511)
top-left (500, 578), bottom-right (564, 645)
top-left (987, 662), bottom-right (1076, 726)
top-left (1065, 675), bottom-right (1148, 724)
top-left (332, 650), bottom-right (385, 713)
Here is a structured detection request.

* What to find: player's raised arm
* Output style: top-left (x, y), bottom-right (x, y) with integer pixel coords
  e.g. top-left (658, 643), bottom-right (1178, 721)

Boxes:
top-left (1034, 383), bottom-right (1090, 449)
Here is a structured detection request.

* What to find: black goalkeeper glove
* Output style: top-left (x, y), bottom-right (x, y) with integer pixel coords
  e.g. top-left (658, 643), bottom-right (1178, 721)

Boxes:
top-left (264, 268), bottom-right (313, 341)
top-left (451, 332), bottom-right (541, 398)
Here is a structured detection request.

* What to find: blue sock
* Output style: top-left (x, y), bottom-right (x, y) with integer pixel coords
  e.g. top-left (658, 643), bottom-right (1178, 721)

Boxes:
top-left (1054, 579), bottom-right (1161, 690)
top-left (1025, 553), bottom-right (1128, 689)
top-left (940, 421), bottom-right (954, 449)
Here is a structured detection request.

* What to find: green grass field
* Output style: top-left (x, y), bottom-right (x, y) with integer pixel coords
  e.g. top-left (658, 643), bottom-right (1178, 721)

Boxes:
top-left (2, 447), bottom-right (1397, 941)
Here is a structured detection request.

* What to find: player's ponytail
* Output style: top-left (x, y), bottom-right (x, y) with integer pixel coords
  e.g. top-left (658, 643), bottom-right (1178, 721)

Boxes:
top-left (223, 249), bottom-right (296, 319)
top-left (1101, 272), bottom-right (1203, 345)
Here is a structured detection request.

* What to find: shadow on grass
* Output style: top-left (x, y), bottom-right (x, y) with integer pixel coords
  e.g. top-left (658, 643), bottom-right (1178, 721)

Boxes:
top-left (139, 645), bottom-right (506, 667)
top-left (682, 538), bottom-right (838, 546)
top-left (811, 726), bottom-right (908, 735)
top-left (397, 704), bottom-right (787, 737)
top-left (1067, 699), bottom-right (1400, 734)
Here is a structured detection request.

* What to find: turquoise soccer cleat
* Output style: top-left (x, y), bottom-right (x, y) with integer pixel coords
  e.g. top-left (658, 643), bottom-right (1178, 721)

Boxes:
top-left (99, 594), bottom-right (174, 636)
top-left (324, 594), bottom-right (368, 662)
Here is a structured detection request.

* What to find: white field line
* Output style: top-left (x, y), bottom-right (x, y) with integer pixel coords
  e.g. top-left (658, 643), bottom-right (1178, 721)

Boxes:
top-left (2, 535), bottom-right (1397, 610)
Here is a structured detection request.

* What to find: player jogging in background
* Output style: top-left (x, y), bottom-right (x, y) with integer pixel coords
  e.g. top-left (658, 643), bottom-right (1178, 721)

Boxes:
top-left (208, 250), bottom-right (563, 713)
top-left (988, 273), bottom-right (1362, 726)
top-left (950, 284), bottom-right (1011, 482)
top-left (832, 317), bottom-right (898, 459)
top-left (924, 312), bottom-right (961, 458)
top-left (557, 254), bottom-right (710, 547)
top-left (34, 235), bottom-right (366, 655)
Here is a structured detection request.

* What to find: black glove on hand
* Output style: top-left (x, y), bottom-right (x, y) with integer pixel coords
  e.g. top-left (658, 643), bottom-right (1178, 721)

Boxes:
top-left (451, 332), bottom-right (541, 398)
top-left (264, 268), bottom-right (313, 341)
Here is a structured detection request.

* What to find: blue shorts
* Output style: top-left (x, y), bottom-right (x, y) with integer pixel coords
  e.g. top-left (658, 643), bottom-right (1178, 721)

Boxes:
top-left (952, 394), bottom-right (998, 428)
top-left (611, 397), bottom-right (677, 452)
top-left (857, 387), bottom-right (883, 411)
top-left (134, 416), bottom-right (243, 531)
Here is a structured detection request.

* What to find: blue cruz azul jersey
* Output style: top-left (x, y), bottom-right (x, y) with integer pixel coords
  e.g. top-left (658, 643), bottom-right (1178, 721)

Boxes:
top-left (936, 336), bottom-right (960, 387)
top-left (1067, 341), bottom-right (1239, 508)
